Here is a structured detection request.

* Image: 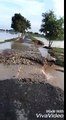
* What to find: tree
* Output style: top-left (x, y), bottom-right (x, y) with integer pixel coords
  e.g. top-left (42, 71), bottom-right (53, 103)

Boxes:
top-left (11, 13), bottom-right (31, 39)
top-left (40, 10), bottom-right (64, 47)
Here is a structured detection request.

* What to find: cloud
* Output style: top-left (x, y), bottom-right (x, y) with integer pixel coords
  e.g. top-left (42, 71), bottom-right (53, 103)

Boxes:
top-left (0, 0), bottom-right (45, 16)
top-left (53, 0), bottom-right (64, 17)
top-left (19, 0), bottom-right (45, 16)
top-left (0, 0), bottom-right (45, 31)
top-left (0, 0), bottom-right (64, 32)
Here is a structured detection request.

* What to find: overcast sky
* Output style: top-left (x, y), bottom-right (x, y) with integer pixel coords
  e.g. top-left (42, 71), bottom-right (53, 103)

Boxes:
top-left (0, 0), bottom-right (64, 32)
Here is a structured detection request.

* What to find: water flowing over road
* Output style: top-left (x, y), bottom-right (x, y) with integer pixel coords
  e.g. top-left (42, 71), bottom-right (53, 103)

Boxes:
top-left (0, 35), bottom-right (64, 120)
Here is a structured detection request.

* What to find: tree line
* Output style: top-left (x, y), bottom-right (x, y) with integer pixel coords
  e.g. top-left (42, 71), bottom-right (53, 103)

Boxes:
top-left (11, 10), bottom-right (64, 47)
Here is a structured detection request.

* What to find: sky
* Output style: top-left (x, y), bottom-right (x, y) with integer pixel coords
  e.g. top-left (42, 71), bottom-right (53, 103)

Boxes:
top-left (0, 0), bottom-right (64, 32)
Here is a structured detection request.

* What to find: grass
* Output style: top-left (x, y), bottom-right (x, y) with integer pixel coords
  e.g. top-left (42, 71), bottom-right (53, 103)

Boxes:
top-left (52, 48), bottom-right (64, 54)
top-left (49, 47), bottom-right (64, 67)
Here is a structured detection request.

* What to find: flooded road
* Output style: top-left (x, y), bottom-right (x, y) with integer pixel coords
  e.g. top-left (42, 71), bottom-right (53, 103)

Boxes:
top-left (0, 39), bottom-right (64, 119)
top-left (0, 40), bottom-right (64, 90)
top-left (0, 35), bottom-right (32, 51)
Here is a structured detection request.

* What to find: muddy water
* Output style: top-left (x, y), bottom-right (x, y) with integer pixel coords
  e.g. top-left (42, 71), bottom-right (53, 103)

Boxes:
top-left (0, 41), bottom-right (33, 52)
top-left (43, 64), bottom-right (64, 90)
